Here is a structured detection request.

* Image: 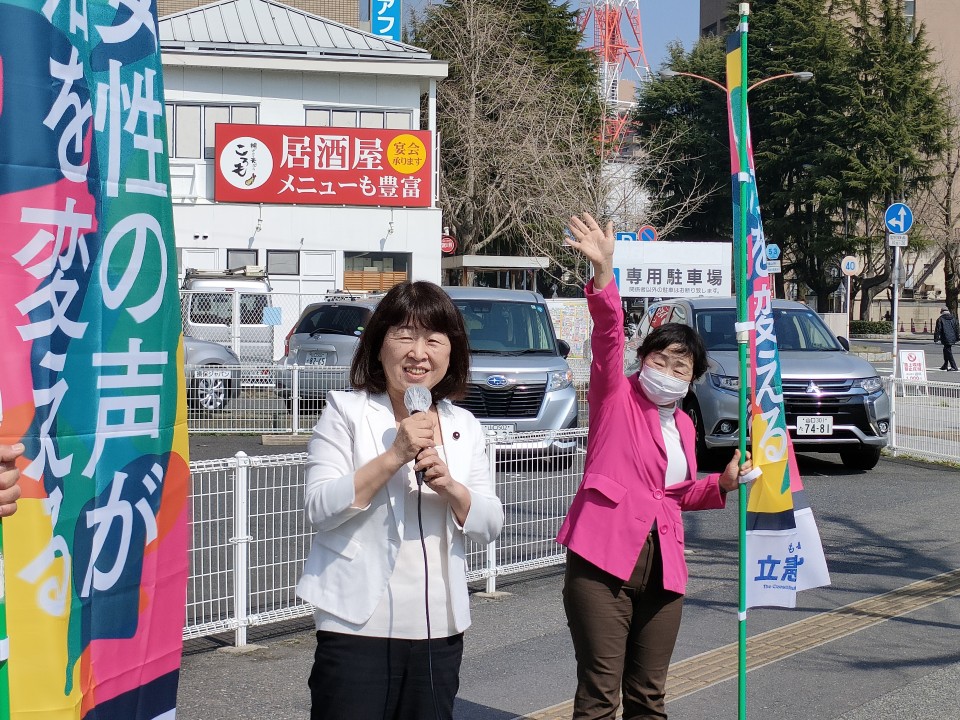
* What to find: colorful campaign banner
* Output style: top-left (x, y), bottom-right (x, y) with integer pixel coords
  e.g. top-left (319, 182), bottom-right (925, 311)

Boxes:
top-left (726, 34), bottom-right (829, 609)
top-left (214, 124), bottom-right (433, 207)
top-left (0, 1), bottom-right (189, 718)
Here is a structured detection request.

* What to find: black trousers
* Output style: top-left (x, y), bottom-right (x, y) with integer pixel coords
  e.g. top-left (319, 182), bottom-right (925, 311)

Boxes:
top-left (942, 344), bottom-right (958, 370)
top-left (563, 533), bottom-right (684, 720)
top-left (309, 630), bottom-right (463, 720)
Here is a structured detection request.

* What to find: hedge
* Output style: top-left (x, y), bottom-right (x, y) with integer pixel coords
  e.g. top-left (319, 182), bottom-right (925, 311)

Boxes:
top-left (849, 320), bottom-right (892, 335)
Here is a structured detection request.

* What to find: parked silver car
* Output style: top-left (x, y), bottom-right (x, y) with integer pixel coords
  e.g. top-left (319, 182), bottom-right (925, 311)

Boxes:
top-left (444, 286), bottom-right (579, 467)
top-left (274, 295), bottom-right (381, 410)
top-left (636, 298), bottom-right (890, 470)
top-left (184, 335), bottom-right (241, 411)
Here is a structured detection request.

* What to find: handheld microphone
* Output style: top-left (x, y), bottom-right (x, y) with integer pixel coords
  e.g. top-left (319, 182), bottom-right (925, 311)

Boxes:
top-left (403, 385), bottom-right (432, 486)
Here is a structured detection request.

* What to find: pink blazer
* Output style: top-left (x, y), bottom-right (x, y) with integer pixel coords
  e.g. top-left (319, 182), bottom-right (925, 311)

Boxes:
top-left (556, 280), bottom-right (726, 593)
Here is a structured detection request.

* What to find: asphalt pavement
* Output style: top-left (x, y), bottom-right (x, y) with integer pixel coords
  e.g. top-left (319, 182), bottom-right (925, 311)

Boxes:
top-left (175, 450), bottom-right (960, 720)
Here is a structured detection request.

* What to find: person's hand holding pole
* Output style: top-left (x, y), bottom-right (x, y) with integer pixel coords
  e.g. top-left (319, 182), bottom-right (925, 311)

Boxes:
top-left (0, 444), bottom-right (23, 518)
top-left (566, 213), bottom-right (615, 290)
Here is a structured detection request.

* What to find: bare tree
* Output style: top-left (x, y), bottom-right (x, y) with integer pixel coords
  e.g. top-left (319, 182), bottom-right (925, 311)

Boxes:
top-left (913, 85), bottom-right (960, 313)
top-left (413, 0), bottom-right (715, 287)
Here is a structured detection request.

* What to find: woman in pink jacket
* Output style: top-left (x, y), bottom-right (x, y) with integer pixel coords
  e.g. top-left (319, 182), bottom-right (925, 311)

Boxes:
top-left (556, 213), bottom-right (752, 720)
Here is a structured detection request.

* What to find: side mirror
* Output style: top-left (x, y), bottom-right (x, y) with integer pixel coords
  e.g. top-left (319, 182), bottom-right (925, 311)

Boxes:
top-left (837, 336), bottom-right (850, 351)
top-left (557, 339), bottom-right (571, 359)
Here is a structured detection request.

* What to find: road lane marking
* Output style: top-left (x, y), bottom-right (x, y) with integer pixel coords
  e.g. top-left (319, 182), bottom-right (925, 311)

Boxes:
top-left (516, 568), bottom-right (960, 720)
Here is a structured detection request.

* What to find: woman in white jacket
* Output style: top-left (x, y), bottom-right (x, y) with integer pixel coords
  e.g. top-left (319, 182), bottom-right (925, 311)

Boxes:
top-left (296, 281), bottom-right (504, 720)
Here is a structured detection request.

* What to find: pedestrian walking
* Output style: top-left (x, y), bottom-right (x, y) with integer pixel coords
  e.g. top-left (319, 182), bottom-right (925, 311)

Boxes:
top-left (296, 281), bottom-right (503, 720)
top-left (933, 306), bottom-right (959, 371)
top-left (556, 212), bottom-right (753, 720)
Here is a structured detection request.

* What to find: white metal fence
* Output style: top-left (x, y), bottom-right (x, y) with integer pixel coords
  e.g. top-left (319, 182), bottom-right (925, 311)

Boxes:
top-left (182, 375), bottom-right (959, 647)
top-left (185, 430), bottom-right (587, 646)
top-left (887, 377), bottom-right (960, 462)
top-left (185, 362), bottom-right (593, 435)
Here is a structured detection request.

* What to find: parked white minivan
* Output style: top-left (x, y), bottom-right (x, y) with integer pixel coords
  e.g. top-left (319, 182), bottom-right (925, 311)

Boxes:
top-left (180, 266), bottom-right (277, 383)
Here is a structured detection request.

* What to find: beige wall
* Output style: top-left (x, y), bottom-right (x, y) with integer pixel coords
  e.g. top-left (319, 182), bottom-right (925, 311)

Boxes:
top-left (917, 0), bottom-right (960, 88)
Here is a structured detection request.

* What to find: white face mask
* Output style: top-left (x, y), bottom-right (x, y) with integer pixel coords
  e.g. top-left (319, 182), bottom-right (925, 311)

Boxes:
top-left (638, 364), bottom-right (691, 406)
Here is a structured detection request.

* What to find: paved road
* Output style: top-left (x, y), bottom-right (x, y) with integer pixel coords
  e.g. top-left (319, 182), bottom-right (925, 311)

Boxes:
top-left (855, 336), bottom-right (960, 380)
top-left (176, 451), bottom-right (960, 720)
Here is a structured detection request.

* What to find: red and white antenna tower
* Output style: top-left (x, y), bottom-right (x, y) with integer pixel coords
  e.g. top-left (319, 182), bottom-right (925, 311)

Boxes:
top-left (578, 0), bottom-right (651, 156)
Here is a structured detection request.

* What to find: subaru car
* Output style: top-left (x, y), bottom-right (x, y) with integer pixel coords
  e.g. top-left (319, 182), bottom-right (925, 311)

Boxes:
top-left (444, 286), bottom-right (579, 467)
top-left (636, 298), bottom-right (890, 470)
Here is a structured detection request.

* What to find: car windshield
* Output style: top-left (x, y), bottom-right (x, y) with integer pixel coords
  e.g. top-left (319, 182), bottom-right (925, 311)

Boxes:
top-left (695, 308), bottom-right (843, 352)
top-left (453, 299), bottom-right (557, 353)
top-left (296, 305), bottom-right (371, 337)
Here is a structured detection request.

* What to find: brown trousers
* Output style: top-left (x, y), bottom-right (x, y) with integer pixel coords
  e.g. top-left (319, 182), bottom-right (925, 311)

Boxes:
top-left (562, 532), bottom-right (684, 720)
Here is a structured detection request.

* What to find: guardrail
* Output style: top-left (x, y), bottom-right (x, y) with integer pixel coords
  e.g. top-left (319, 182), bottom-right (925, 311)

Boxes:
top-left (184, 429), bottom-right (587, 646)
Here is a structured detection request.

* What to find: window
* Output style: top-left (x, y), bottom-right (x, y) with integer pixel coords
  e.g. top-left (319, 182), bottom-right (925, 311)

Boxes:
top-left (239, 294), bottom-right (269, 324)
top-left (227, 249), bottom-right (258, 269)
top-left (267, 250), bottom-right (300, 275)
top-left (165, 103), bottom-right (258, 159)
top-left (305, 107), bottom-right (413, 130)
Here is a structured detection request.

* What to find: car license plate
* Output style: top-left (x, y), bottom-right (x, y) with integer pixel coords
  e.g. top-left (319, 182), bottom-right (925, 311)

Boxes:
top-left (796, 415), bottom-right (833, 435)
top-left (306, 352), bottom-right (328, 366)
top-left (194, 369), bottom-right (231, 379)
top-left (482, 423), bottom-right (515, 436)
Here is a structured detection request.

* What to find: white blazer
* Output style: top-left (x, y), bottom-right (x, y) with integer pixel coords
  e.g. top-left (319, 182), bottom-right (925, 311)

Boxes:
top-left (295, 390), bottom-right (504, 631)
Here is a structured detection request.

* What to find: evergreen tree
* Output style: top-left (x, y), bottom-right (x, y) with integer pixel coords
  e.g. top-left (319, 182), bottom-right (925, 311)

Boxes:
top-left (836, 0), bottom-right (951, 317)
top-left (745, 0), bottom-right (858, 309)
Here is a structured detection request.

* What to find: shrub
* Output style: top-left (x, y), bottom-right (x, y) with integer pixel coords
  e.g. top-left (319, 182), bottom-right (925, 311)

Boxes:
top-left (849, 320), bottom-right (892, 336)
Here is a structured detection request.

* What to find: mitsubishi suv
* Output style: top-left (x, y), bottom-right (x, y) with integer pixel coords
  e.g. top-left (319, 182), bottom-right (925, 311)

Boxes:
top-left (636, 298), bottom-right (890, 470)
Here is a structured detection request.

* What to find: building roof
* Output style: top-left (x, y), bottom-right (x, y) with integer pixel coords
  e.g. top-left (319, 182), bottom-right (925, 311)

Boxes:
top-left (159, 0), bottom-right (432, 60)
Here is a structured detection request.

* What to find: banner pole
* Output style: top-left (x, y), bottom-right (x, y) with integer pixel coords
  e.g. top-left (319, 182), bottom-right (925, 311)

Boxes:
top-left (0, 521), bottom-right (8, 719)
top-left (736, 4), bottom-right (751, 720)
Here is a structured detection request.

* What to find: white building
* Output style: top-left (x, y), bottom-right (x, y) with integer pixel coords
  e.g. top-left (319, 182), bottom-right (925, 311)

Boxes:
top-left (159, 0), bottom-right (448, 297)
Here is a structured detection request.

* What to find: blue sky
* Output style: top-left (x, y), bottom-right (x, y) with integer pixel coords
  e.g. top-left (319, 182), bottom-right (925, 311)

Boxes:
top-left (636, 0), bottom-right (699, 72)
top-left (402, 0), bottom-right (700, 72)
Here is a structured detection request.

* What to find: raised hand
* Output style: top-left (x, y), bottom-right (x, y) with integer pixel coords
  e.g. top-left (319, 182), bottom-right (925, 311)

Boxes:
top-left (565, 212), bottom-right (615, 288)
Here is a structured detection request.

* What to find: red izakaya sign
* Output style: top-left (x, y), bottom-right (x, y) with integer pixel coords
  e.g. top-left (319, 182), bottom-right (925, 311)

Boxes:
top-left (214, 124), bottom-right (433, 207)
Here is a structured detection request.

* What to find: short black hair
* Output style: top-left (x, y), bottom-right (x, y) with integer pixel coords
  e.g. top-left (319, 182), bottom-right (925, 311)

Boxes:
top-left (638, 323), bottom-right (709, 380)
top-left (350, 281), bottom-right (470, 401)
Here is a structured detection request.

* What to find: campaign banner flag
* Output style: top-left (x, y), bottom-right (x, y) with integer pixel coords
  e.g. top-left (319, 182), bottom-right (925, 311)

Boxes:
top-left (0, 0), bottom-right (189, 718)
top-left (726, 34), bottom-right (829, 608)
top-left (214, 124), bottom-right (433, 207)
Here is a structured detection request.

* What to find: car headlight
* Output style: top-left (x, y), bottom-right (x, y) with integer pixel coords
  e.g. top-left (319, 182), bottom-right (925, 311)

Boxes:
top-left (858, 376), bottom-right (883, 393)
top-left (710, 373), bottom-right (740, 392)
top-left (548, 369), bottom-right (573, 392)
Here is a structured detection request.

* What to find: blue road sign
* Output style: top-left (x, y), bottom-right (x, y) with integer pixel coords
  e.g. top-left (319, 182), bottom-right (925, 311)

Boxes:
top-left (371, 0), bottom-right (402, 41)
top-left (766, 243), bottom-right (781, 260)
top-left (884, 203), bottom-right (914, 234)
top-left (638, 225), bottom-right (658, 242)
top-left (616, 231), bottom-right (638, 242)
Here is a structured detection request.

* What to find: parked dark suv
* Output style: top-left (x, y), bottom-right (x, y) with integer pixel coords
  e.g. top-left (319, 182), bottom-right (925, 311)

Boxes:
top-left (636, 298), bottom-right (890, 470)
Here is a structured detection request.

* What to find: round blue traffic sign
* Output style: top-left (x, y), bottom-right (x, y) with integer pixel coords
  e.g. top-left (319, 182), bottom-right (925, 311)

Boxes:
top-left (884, 203), bottom-right (913, 234)
top-left (639, 224), bottom-right (658, 242)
